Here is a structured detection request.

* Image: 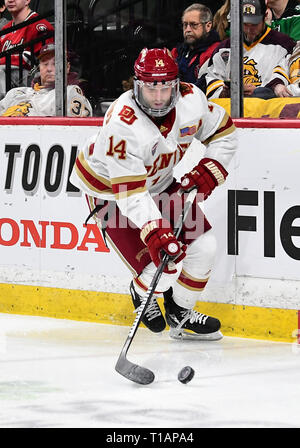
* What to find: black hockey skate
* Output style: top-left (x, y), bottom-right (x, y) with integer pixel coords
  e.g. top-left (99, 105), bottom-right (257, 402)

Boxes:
top-left (163, 288), bottom-right (223, 340)
top-left (130, 281), bottom-right (166, 333)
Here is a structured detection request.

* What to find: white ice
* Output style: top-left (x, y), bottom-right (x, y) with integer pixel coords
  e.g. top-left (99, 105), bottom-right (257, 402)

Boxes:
top-left (0, 312), bottom-right (299, 428)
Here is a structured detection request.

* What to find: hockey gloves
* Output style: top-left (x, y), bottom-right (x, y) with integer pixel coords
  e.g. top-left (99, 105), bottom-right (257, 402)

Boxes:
top-left (140, 218), bottom-right (186, 273)
top-left (181, 157), bottom-right (228, 200)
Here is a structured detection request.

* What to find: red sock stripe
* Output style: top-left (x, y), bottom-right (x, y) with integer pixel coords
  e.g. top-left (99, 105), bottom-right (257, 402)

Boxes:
top-left (134, 276), bottom-right (163, 295)
top-left (177, 271), bottom-right (208, 291)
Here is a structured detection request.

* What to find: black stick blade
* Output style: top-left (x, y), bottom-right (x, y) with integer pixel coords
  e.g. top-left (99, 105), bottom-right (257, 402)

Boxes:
top-left (115, 358), bottom-right (155, 385)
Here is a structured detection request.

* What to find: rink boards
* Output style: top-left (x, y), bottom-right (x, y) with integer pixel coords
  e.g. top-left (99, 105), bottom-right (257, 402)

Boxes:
top-left (0, 116), bottom-right (299, 343)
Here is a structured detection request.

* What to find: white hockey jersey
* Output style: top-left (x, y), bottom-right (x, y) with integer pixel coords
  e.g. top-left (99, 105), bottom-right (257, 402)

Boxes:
top-left (287, 41), bottom-right (300, 95)
top-left (206, 27), bottom-right (296, 99)
top-left (0, 84), bottom-right (92, 117)
top-left (70, 82), bottom-right (237, 229)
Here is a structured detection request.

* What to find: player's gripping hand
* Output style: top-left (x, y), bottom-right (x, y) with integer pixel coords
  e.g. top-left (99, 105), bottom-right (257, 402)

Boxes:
top-left (181, 157), bottom-right (228, 200)
top-left (140, 219), bottom-right (186, 273)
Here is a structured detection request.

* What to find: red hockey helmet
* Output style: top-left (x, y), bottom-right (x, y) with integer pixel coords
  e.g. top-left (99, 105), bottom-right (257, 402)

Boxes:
top-left (134, 47), bottom-right (179, 82)
top-left (133, 48), bottom-right (180, 117)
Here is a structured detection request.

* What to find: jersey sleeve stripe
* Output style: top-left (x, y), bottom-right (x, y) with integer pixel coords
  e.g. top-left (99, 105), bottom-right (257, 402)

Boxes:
top-left (75, 152), bottom-right (113, 194)
top-left (111, 174), bottom-right (147, 185)
top-left (114, 187), bottom-right (147, 200)
top-left (202, 114), bottom-right (235, 145)
top-left (78, 151), bottom-right (112, 187)
top-left (273, 66), bottom-right (290, 82)
top-left (206, 79), bottom-right (224, 98)
top-left (112, 177), bottom-right (147, 199)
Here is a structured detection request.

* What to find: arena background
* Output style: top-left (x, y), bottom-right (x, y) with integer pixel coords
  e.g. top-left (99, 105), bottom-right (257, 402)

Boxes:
top-left (0, 1), bottom-right (299, 345)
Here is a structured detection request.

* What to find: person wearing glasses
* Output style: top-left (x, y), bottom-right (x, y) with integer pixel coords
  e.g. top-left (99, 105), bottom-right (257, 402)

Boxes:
top-left (171, 3), bottom-right (220, 93)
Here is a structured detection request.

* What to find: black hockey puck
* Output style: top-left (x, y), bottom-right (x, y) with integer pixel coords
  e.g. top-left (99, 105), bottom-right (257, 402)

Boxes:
top-left (178, 366), bottom-right (195, 384)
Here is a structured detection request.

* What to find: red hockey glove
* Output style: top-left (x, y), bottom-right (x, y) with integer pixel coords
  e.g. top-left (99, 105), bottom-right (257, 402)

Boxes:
top-left (140, 219), bottom-right (186, 274)
top-left (181, 157), bottom-right (228, 200)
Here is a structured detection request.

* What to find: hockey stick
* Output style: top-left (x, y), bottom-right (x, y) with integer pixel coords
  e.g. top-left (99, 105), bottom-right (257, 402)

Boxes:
top-left (115, 188), bottom-right (198, 385)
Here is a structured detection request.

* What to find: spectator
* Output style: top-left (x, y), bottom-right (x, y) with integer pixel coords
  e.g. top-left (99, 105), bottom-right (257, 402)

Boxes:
top-left (0, 44), bottom-right (92, 117)
top-left (0, 0), bottom-right (54, 96)
top-left (266, 0), bottom-right (300, 41)
top-left (0, 0), bottom-right (8, 30)
top-left (121, 75), bottom-right (134, 92)
top-left (171, 3), bottom-right (220, 92)
top-left (205, 0), bottom-right (296, 100)
top-left (266, 1), bottom-right (300, 96)
top-left (213, 0), bottom-right (231, 40)
top-left (287, 40), bottom-right (300, 94)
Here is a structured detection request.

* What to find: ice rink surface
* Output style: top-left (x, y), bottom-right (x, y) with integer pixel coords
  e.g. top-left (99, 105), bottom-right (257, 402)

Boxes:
top-left (0, 312), bottom-right (299, 429)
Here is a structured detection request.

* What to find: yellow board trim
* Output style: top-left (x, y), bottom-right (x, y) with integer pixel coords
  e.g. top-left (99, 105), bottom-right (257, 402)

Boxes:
top-left (0, 283), bottom-right (298, 343)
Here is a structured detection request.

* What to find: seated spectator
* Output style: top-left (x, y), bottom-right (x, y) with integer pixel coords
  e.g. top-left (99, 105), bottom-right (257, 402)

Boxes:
top-left (66, 49), bottom-right (90, 97)
top-left (0, 44), bottom-right (92, 116)
top-left (122, 75), bottom-right (134, 91)
top-left (213, 0), bottom-right (231, 41)
top-left (205, 0), bottom-right (296, 100)
top-left (0, 0), bottom-right (54, 96)
top-left (287, 41), bottom-right (300, 95)
top-left (266, 0), bottom-right (300, 41)
top-left (0, 0), bottom-right (8, 30)
top-left (171, 3), bottom-right (220, 92)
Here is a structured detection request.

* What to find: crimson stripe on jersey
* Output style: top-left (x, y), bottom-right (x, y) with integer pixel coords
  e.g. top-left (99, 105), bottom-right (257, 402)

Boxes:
top-left (75, 157), bottom-right (112, 193)
top-left (177, 271), bottom-right (208, 291)
top-left (112, 179), bottom-right (146, 194)
top-left (215, 116), bottom-right (234, 135)
top-left (133, 276), bottom-right (164, 295)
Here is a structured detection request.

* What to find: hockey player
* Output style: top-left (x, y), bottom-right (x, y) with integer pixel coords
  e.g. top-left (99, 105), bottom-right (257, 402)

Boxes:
top-left (206, 0), bottom-right (296, 99)
top-left (0, 44), bottom-right (92, 117)
top-left (70, 47), bottom-right (237, 341)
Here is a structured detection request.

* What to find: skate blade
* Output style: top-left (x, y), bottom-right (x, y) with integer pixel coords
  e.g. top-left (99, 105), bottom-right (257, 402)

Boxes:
top-left (169, 327), bottom-right (223, 341)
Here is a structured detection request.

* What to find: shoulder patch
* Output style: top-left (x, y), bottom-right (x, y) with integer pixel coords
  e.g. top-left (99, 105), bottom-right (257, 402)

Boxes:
top-left (118, 105), bottom-right (138, 125)
top-left (36, 23), bottom-right (48, 32)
